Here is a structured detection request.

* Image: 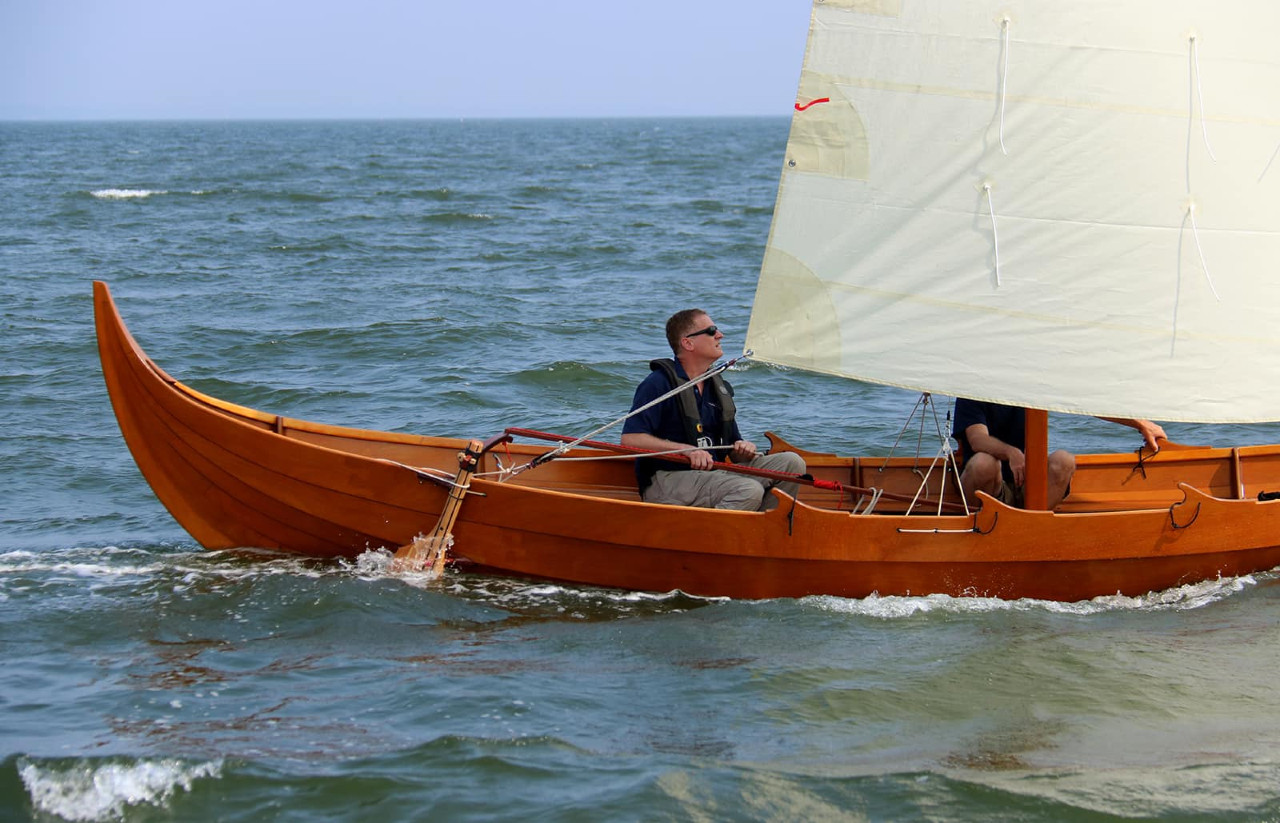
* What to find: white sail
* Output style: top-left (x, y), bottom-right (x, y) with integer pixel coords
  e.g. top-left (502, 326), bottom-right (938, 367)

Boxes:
top-left (746, 0), bottom-right (1280, 423)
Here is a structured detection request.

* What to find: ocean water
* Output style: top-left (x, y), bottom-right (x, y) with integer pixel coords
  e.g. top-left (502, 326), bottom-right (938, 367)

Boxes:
top-left (5, 119), bottom-right (1280, 821)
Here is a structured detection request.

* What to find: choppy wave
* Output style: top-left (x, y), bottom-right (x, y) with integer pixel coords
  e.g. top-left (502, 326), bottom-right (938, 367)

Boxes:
top-left (17, 756), bottom-right (222, 822)
top-left (13, 119), bottom-right (1280, 821)
top-left (508, 360), bottom-right (625, 390)
top-left (388, 187), bottom-right (453, 200)
top-left (420, 211), bottom-right (496, 224)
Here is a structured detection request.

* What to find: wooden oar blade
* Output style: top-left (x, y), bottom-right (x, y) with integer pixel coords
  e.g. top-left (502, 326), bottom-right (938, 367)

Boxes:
top-left (392, 533), bottom-right (451, 576)
top-left (391, 438), bottom-right (484, 580)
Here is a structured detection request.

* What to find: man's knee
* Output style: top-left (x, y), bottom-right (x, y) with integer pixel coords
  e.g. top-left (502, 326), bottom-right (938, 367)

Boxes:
top-left (1049, 450), bottom-right (1076, 481)
top-left (962, 453), bottom-right (1001, 487)
top-left (764, 451), bottom-right (806, 475)
top-left (713, 476), bottom-right (766, 511)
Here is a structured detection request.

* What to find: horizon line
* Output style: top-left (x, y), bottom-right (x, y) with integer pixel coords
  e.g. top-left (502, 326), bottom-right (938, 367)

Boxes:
top-left (0, 113), bottom-right (794, 125)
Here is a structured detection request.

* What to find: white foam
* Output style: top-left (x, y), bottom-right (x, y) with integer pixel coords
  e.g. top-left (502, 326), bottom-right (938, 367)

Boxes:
top-left (90, 188), bottom-right (167, 199)
top-left (344, 546), bottom-right (398, 577)
top-left (0, 546), bottom-right (314, 583)
top-left (20, 758), bottom-right (221, 821)
top-left (344, 545), bottom-right (458, 588)
top-left (805, 573), bottom-right (1257, 618)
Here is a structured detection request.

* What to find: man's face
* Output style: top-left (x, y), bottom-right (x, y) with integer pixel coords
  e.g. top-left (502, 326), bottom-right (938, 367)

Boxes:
top-left (683, 315), bottom-right (724, 358)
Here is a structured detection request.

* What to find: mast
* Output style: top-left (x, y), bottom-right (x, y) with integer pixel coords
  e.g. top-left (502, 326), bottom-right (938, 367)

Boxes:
top-left (1023, 409), bottom-right (1049, 510)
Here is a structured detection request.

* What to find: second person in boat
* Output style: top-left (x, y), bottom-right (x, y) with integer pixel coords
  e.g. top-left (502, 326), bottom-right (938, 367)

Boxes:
top-left (621, 309), bottom-right (806, 510)
top-left (952, 398), bottom-right (1166, 510)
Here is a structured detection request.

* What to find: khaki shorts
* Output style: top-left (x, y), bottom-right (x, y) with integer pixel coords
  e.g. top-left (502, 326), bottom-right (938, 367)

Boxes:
top-left (996, 481), bottom-right (1024, 508)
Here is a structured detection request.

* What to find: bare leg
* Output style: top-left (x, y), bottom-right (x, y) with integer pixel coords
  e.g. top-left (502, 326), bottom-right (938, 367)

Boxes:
top-left (959, 453), bottom-right (1004, 503)
top-left (1047, 449), bottom-right (1076, 510)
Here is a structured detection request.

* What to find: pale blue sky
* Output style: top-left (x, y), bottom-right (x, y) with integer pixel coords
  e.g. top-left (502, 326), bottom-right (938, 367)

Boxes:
top-left (1, 1), bottom-right (810, 120)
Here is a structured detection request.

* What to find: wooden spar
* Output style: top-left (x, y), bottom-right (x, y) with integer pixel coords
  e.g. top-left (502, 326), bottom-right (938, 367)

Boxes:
top-left (504, 426), bottom-right (967, 513)
top-left (393, 439), bottom-right (483, 574)
top-left (1024, 408), bottom-right (1049, 510)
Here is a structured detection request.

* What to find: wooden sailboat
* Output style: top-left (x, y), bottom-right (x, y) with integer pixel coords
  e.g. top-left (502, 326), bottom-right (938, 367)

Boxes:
top-left (96, 277), bottom-right (1280, 601)
top-left (96, 2), bottom-right (1280, 601)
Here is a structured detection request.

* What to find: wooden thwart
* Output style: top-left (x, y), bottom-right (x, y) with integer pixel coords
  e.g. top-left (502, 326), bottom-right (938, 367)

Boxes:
top-left (393, 439), bottom-right (484, 575)
top-left (505, 426), bottom-right (966, 513)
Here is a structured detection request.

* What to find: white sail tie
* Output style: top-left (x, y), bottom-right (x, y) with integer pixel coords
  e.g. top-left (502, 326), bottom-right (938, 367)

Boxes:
top-left (1189, 35), bottom-right (1217, 164)
top-left (997, 17), bottom-right (1011, 155)
top-left (1181, 35), bottom-right (1219, 306)
top-left (1259, 141), bottom-right (1280, 182)
top-left (1186, 201), bottom-right (1221, 301)
top-left (983, 183), bottom-right (1002, 287)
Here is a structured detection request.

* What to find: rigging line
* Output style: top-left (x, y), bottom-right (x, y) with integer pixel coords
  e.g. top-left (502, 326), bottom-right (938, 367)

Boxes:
top-left (380, 459), bottom-right (479, 489)
top-left (878, 393), bottom-right (957, 517)
top-left (913, 393), bottom-right (931, 463)
top-left (900, 394), bottom-right (953, 515)
top-left (930, 396), bottom-right (971, 516)
top-left (542, 445), bottom-right (736, 464)
top-left (878, 391), bottom-right (929, 473)
top-left (526, 351), bottom-right (753, 470)
top-left (906, 444), bottom-right (951, 515)
top-left (1186, 202), bottom-right (1222, 301)
top-left (378, 459), bottom-right (454, 481)
top-left (998, 17), bottom-right (1011, 155)
top-left (1189, 36), bottom-right (1217, 164)
top-left (983, 183), bottom-right (1003, 287)
top-left (940, 434), bottom-right (970, 515)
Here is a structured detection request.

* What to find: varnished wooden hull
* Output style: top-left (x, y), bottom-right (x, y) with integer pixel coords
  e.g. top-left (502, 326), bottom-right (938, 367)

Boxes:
top-left (95, 281), bottom-right (1280, 601)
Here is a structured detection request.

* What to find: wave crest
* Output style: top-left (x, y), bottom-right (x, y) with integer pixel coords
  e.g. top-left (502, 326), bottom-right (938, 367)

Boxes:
top-left (19, 757), bottom-right (222, 822)
top-left (90, 188), bottom-right (167, 199)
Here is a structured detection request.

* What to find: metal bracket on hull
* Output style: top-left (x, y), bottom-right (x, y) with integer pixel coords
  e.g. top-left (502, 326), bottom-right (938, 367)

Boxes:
top-left (411, 469), bottom-right (466, 490)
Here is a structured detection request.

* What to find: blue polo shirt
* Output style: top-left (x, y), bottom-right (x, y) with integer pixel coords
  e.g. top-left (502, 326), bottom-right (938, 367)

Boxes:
top-left (622, 360), bottom-right (742, 492)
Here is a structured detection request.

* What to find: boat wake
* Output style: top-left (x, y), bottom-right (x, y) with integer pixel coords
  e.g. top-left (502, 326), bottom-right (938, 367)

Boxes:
top-left (2, 545), bottom-right (1266, 617)
top-left (804, 572), bottom-right (1262, 618)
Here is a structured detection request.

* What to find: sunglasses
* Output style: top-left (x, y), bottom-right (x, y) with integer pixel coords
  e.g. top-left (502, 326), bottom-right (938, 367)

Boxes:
top-left (685, 325), bottom-right (719, 339)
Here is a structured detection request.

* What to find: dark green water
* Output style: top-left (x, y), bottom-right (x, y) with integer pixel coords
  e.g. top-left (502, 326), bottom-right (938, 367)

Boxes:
top-left (4, 119), bottom-right (1280, 821)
